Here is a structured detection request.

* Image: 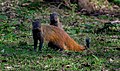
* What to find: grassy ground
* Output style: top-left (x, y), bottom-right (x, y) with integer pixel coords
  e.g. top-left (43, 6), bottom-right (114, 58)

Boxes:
top-left (0, 0), bottom-right (120, 71)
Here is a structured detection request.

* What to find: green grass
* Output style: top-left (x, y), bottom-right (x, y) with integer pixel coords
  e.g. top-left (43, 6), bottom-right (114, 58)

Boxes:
top-left (0, 0), bottom-right (120, 71)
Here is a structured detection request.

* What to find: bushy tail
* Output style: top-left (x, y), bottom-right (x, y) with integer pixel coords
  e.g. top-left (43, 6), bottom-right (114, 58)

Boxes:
top-left (64, 35), bottom-right (85, 52)
top-left (85, 37), bottom-right (90, 48)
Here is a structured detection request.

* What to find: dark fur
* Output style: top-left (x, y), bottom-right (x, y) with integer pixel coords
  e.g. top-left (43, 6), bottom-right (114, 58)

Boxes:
top-left (85, 38), bottom-right (90, 48)
top-left (50, 12), bottom-right (58, 26)
top-left (32, 19), bottom-right (43, 51)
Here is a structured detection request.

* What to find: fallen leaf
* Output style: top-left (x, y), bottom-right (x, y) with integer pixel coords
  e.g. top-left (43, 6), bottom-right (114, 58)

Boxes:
top-left (5, 66), bottom-right (13, 69)
top-left (65, 65), bottom-right (71, 68)
top-left (109, 58), bottom-right (114, 63)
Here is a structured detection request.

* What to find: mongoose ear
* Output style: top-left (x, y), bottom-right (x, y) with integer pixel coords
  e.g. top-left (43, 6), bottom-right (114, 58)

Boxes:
top-left (50, 14), bottom-right (52, 16)
top-left (50, 14), bottom-right (52, 19)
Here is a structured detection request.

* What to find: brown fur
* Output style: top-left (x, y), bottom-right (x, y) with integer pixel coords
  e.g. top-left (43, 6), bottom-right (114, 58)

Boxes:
top-left (39, 25), bottom-right (85, 52)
